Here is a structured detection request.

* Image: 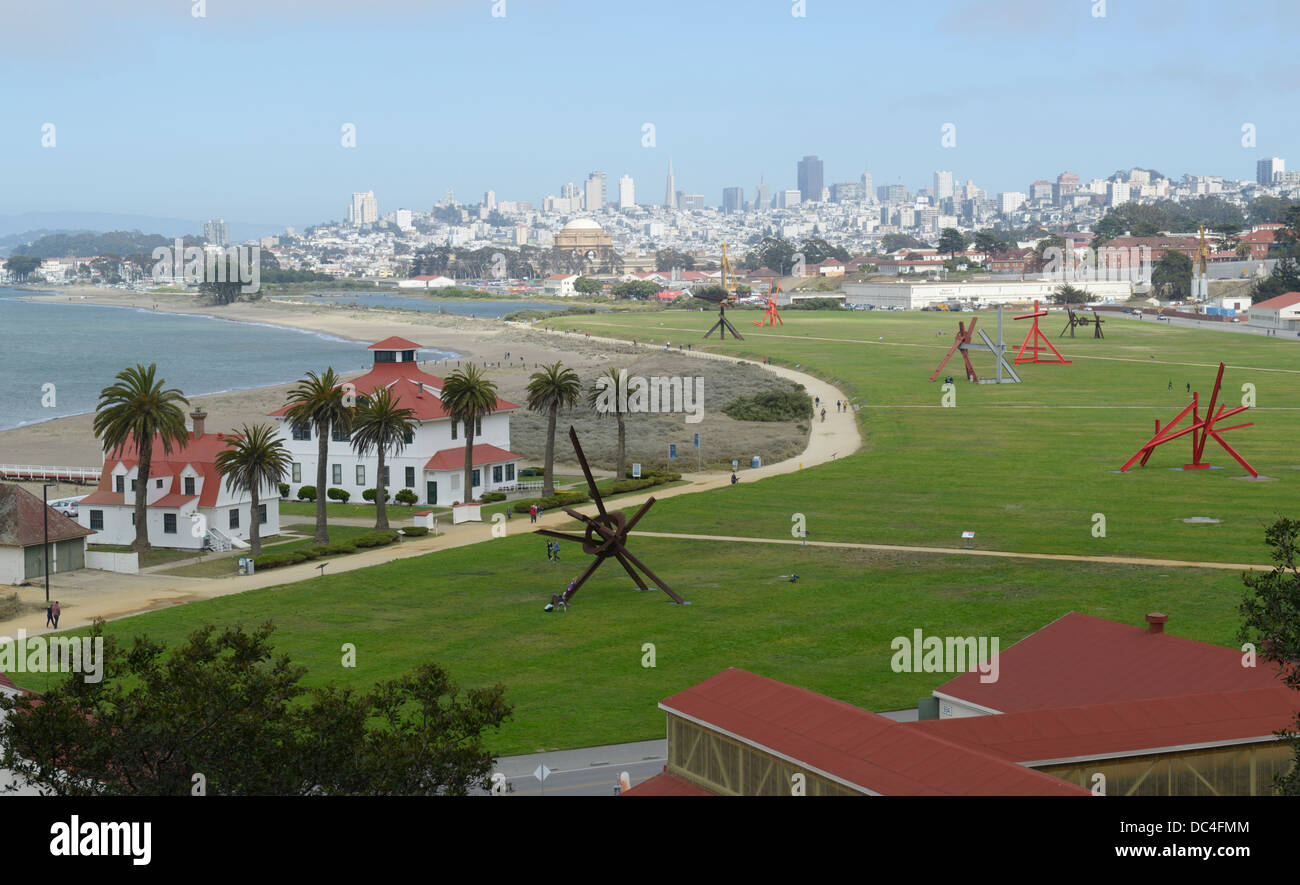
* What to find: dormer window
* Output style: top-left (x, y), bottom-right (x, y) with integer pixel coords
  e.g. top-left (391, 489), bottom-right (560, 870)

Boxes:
top-left (184, 476), bottom-right (195, 496)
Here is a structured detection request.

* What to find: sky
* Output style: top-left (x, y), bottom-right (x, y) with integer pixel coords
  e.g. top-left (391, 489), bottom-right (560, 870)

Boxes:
top-left (2, 0), bottom-right (1297, 231)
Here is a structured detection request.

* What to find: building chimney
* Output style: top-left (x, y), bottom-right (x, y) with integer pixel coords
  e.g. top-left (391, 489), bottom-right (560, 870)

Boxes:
top-left (190, 409), bottom-right (207, 438)
top-left (1145, 612), bottom-right (1168, 634)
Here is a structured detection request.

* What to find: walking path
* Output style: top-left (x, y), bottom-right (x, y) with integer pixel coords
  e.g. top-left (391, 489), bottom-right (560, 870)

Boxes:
top-left (0, 343), bottom-right (861, 639)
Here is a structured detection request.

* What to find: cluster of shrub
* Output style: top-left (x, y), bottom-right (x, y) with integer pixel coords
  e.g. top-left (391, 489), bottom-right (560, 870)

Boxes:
top-left (506, 472), bottom-right (681, 513)
top-left (722, 388), bottom-right (813, 422)
top-left (292, 485), bottom-right (418, 507)
top-left (253, 530), bottom-right (401, 570)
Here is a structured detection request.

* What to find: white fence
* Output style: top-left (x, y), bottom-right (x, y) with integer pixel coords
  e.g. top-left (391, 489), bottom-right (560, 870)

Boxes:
top-left (0, 464), bottom-right (101, 484)
top-left (85, 551), bottom-right (139, 575)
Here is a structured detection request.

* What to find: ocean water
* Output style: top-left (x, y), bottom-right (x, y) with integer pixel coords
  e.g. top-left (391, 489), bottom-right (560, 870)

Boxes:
top-left (268, 293), bottom-right (575, 317)
top-left (0, 289), bottom-right (458, 433)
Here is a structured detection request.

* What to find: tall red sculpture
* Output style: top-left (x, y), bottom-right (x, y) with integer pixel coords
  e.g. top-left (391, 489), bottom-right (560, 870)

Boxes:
top-left (1119, 362), bottom-right (1257, 477)
top-left (1013, 300), bottom-right (1071, 365)
top-left (752, 282), bottom-right (784, 327)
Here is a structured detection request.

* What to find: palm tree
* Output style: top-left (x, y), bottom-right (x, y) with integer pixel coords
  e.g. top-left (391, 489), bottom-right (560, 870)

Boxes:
top-left (92, 364), bottom-right (191, 553)
top-left (214, 423), bottom-right (291, 556)
top-left (440, 364), bottom-right (499, 505)
top-left (350, 386), bottom-right (417, 530)
top-left (525, 362), bottom-right (581, 496)
top-left (587, 367), bottom-right (630, 480)
top-left (284, 369), bottom-right (352, 544)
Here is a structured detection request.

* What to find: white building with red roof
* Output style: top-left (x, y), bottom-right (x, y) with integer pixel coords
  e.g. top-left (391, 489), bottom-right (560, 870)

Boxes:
top-left (1248, 291), bottom-right (1300, 332)
top-left (269, 338), bottom-right (521, 507)
top-left (75, 409), bottom-right (280, 551)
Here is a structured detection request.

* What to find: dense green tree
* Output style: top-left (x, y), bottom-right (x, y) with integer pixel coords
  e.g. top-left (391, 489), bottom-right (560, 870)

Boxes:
top-left (1151, 251), bottom-right (1193, 299)
top-left (525, 362), bottom-right (582, 496)
top-left (2, 255), bottom-right (41, 281)
top-left (1249, 256), bottom-right (1300, 304)
top-left (937, 228), bottom-right (967, 258)
top-left (743, 236), bottom-right (797, 272)
top-left (879, 233), bottom-right (930, 253)
top-left (92, 365), bottom-right (191, 553)
top-left (573, 276), bottom-right (603, 295)
top-left (214, 423), bottom-right (291, 555)
top-left (655, 248), bottom-right (695, 272)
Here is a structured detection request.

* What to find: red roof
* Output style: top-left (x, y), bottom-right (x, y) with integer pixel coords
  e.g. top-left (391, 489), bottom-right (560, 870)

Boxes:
top-left (270, 361), bottom-right (518, 423)
top-left (660, 669), bottom-right (1087, 796)
top-left (908, 686), bottom-right (1298, 765)
top-left (0, 483), bottom-right (94, 547)
top-left (1251, 291), bottom-right (1300, 311)
top-left (97, 431), bottom-right (233, 509)
top-left (934, 612), bottom-right (1282, 714)
top-left (424, 443), bottom-right (521, 471)
top-left (621, 769), bottom-right (713, 796)
top-left (368, 336), bottom-right (423, 350)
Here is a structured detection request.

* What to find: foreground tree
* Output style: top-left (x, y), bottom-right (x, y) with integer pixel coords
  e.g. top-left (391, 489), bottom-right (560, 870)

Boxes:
top-left (525, 362), bottom-right (581, 496)
top-left (440, 364), bottom-right (499, 505)
top-left (214, 423), bottom-right (291, 556)
top-left (588, 367), bottom-right (630, 479)
top-left (284, 369), bottom-right (351, 544)
top-left (0, 622), bottom-right (511, 796)
top-left (349, 386), bottom-right (417, 530)
top-left (1238, 518), bottom-right (1300, 795)
top-left (93, 364), bottom-right (191, 553)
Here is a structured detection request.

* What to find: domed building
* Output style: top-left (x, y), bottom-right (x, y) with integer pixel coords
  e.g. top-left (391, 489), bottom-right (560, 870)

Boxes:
top-left (552, 217), bottom-right (619, 273)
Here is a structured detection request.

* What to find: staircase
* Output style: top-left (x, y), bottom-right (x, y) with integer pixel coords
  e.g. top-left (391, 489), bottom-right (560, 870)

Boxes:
top-left (205, 526), bottom-right (239, 552)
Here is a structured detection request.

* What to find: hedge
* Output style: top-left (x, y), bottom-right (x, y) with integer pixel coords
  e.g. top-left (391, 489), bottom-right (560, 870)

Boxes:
top-left (297, 485), bottom-right (317, 502)
top-left (252, 530), bottom-right (400, 570)
top-left (480, 491), bottom-right (507, 503)
top-left (401, 526), bottom-right (429, 537)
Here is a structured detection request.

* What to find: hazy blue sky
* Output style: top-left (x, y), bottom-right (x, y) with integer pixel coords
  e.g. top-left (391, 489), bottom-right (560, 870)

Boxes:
top-left (3, 0), bottom-right (1296, 229)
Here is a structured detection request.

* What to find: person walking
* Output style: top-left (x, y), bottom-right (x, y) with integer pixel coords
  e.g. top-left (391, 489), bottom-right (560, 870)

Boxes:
top-left (820, 407), bottom-right (826, 423)
top-left (529, 504), bottom-right (538, 524)
top-left (45, 603), bottom-right (54, 628)
top-left (507, 504), bottom-right (513, 520)
top-left (730, 472), bottom-right (738, 485)
top-left (51, 601), bottom-right (60, 629)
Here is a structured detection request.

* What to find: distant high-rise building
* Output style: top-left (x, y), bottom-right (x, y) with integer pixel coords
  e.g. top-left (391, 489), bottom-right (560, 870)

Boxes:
top-left (348, 191), bottom-right (378, 226)
top-left (1054, 171), bottom-right (1080, 204)
top-left (754, 176), bottom-right (770, 212)
top-left (722, 186), bottom-right (744, 213)
top-left (778, 189), bottom-right (801, 209)
top-left (1108, 181), bottom-right (1131, 207)
top-left (1258, 157), bottom-right (1286, 185)
top-left (618, 174), bottom-right (635, 209)
top-left (561, 181), bottom-right (579, 200)
top-left (1029, 181), bottom-right (1054, 203)
top-left (830, 182), bottom-right (865, 202)
top-left (203, 219), bottom-right (229, 246)
top-left (484, 190), bottom-right (496, 210)
top-left (584, 172), bottom-right (606, 212)
top-left (797, 155), bottom-right (823, 203)
top-left (679, 193), bottom-right (705, 211)
top-left (933, 170), bottom-right (955, 200)
top-left (665, 158), bottom-right (676, 209)
top-left (860, 172), bottom-right (874, 200)
top-left (1128, 169), bottom-right (1150, 186)
top-left (878, 183), bottom-right (908, 203)
top-left (394, 209), bottom-right (413, 231)
top-left (999, 192), bottom-right (1026, 215)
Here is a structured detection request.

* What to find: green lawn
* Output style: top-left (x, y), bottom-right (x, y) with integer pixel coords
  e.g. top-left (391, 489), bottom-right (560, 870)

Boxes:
top-left (86, 545), bottom-right (196, 569)
top-left (157, 524), bottom-right (394, 578)
top-left (279, 501), bottom-right (445, 520)
top-left (556, 309), bottom-right (1300, 564)
top-left (21, 530), bottom-right (1249, 756)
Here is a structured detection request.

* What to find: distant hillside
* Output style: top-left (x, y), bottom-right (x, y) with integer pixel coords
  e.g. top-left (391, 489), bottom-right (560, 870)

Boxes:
top-left (11, 230), bottom-right (202, 259)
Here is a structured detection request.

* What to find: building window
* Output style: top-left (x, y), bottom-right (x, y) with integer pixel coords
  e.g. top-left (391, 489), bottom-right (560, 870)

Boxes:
top-left (383, 465), bottom-right (390, 487)
top-left (476, 417), bottom-right (482, 436)
top-left (131, 479), bottom-right (137, 491)
top-left (332, 464), bottom-right (342, 485)
top-left (451, 421), bottom-right (457, 440)
top-left (493, 465), bottom-right (502, 483)
top-left (292, 463), bottom-right (301, 483)
top-left (114, 475), bottom-right (124, 493)
top-left (258, 504), bottom-right (267, 524)
top-left (156, 478), bottom-right (163, 489)
top-left (472, 468), bottom-right (480, 488)
top-left (184, 476), bottom-right (195, 496)
top-left (230, 508), bottom-right (240, 530)
top-left (356, 465), bottom-right (366, 486)
top-left (505, 464), bottom-right (515, 481)
top-left (405, 466), bottom-right (415, 487)
top-left (332, 423), bottom-right (350, 442)
top-left (292, 423), bottom-right (311, 441)
top-left (90, 510), bottom-right (104, 530)
top-left (403, 428), bottom-right (414, 445)
top-left (164, 513), bottom-right (177, 534)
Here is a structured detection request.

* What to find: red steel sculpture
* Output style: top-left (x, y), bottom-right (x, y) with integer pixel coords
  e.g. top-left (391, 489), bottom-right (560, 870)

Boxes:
top-left (534, 426), bottom-right (686, 604)
top-left (1013, 300), bottom-right (1072, 365)
top-left (1119, 362), bottom-right (1257, 477)
top-left (752, 282), bottom-right (784, 327)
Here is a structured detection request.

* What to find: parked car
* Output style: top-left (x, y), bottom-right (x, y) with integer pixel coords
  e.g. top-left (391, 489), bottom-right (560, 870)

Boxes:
top-left (52, 502), bottom-right (77, 517)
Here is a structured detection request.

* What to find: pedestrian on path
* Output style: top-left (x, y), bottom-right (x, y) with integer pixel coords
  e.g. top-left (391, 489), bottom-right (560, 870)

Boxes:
top-left (45, 603), bottom-right (54, 628)
top-left (529, 504), bottom-right (538, 523)
top-left (51, 601), bottom-right (60, 628)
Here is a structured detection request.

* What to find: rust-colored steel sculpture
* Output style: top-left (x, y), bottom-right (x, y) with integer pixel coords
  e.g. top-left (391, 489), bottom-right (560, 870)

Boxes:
top-left (1013, 300), bottom-right (1071, 365)
top-left (1119, 362), bottom-right (1257, 477)
top-left (752, 282), bottom-right (784, 327)
top-left (704, 301), bottom-right (744, 340)
top-left (534, 426), bottom-right (686, 604)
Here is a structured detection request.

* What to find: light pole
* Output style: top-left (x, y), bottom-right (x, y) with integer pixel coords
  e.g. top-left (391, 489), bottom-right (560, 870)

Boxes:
top-left (42, 482), bottom-right (57, 604)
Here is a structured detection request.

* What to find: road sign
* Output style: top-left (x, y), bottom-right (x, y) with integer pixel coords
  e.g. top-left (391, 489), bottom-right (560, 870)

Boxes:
top-left (534, 764), bottom-right (551, 783)
top-left (693, 433), bottom-right (699, 448)
top-left (632, 463), bottom-right (641, 478)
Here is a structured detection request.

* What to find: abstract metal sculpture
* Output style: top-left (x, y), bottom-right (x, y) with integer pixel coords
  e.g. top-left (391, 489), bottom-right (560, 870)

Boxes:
top-left (534, 426), bottom-right (686, 604)
top-left (1013, 300), bottom-right (1071, 365)
top-left (1119, 362), bottom-right (1257, 477)
top-left (704, 301), bottom-right (744, 340)
top-left (752, 282), bottom-right (784, 327)
top-left (1059, 307), bottom-right (1106, 339)
top-left (929, 305), bottom-right (1021, 384)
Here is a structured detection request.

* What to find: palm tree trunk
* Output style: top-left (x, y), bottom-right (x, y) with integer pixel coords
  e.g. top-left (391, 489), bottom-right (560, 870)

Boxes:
top-left (132, 437), bottom-right (152, 553)
top-left (315, 420), bottom-right (329, 544)
top-left (463, 419), bottom-right (475, 504)
top-left (543, 404), bottom-right (557, 497)
top-left (616, 413), bottom-right (626, 479)
top-left (250, 483), bottom-right (261, 556)
top-left (375, 447), bottom-right (389, 530)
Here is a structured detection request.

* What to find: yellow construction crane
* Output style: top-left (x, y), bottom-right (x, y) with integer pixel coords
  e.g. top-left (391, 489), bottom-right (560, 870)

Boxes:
top-left (720, 243), bottom-right (738, 301)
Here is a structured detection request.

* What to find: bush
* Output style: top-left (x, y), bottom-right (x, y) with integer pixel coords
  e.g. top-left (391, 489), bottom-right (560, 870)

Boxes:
top-left (394, 488), bottom-right (418, 506)
top-left (278, 483), bottom-right (290, 498)
top-left (362, 488), bottom-right (390, 503)
top-left (723, 389), bottom-right (814, 422)
top-left (327, 487), bottom-right (351, 504)
top-left (510, 490), bottom-right (591, 512)
top-left (402, 526), bottom-right (429, 537)
top-left (314, 542), bottom-right (357, 556)
top-left (353, 530), bottom-right (400, 549)
top-left (480, 491), bottom-right (506, 503)
top-left (519, 467), bottom-right (544, 477)
top-left (297, 485), bottom-right (317, 502)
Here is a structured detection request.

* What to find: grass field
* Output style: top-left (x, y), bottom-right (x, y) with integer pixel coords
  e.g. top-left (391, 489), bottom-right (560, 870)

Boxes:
top-left (24, 530), bottom-right (1248, 755)
top-left (556, 309), bottom-right (1299, 564)
top-left (32, 305), bottom-right (1292, 758)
